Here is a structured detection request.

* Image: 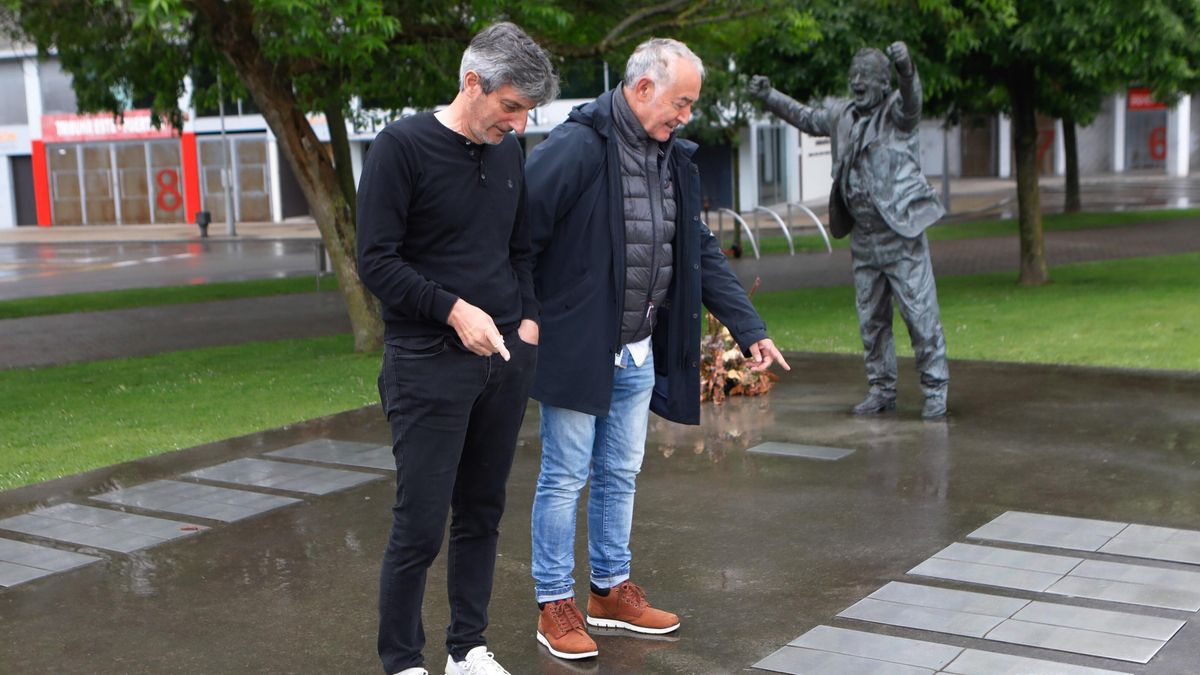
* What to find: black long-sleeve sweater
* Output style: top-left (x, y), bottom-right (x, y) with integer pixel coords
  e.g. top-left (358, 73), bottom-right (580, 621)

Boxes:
top-left (357, 113), bottom-right (536, 340)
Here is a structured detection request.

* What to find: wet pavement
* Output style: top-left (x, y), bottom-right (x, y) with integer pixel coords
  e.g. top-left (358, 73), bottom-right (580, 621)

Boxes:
top-left (0, 292), bottom-right (350, 369)
top-left (1, 353), bottom-right (1199, 674)
top-left (0, 238), bottom-right (326, 301)
top-left (732, 216), bottom-right (1200, 293)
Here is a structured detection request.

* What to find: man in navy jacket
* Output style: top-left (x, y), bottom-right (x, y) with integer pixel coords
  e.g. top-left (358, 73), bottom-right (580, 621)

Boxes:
top-left (525, 38), bottom-right (790, 661)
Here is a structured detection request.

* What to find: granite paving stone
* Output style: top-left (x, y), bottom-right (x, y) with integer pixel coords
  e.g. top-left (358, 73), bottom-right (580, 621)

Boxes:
top-left (983, 621), bottom-right (1165, 663)
top-left (0, 504), bottom-right (205, 553)
top-left (264, 439), bottom-right (394, 470)
top-left (940, 649), bottom-right (1131, 675)
top-left (92, 480), bottom-right (301, 522)
top-left (787, 626), bottom-right (963, 669)
top-left (184, 458), bottom-right (383, 495)
top-left (753, 645), bottom-right (935, 675)
top-left (0, 537), bottom-right (103, 587)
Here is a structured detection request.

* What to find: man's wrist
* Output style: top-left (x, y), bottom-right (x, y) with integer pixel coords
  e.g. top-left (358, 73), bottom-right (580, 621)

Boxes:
top-left (434, 290), bottom-right (460, 325)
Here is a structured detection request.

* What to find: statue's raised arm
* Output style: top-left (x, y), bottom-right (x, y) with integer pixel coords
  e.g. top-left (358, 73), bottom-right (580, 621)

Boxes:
top-left (749, 74), bottom-right (832, 138)
top-left (885, 41), bottom-right (921, 132)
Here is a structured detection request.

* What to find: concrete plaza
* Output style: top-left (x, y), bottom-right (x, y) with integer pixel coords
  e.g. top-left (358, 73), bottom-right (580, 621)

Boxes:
top-left (1, 353), bottom-right (1198, 673)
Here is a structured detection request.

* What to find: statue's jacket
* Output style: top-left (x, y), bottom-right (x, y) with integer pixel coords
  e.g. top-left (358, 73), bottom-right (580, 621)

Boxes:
top-left (763, 75), bottom-right (944, 239)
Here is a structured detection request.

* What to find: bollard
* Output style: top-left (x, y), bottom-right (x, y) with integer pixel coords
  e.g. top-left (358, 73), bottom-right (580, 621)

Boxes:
top-left (195, 211), bottom-right (211, 238)
top-left (315, 241), bottom-right (330, 292)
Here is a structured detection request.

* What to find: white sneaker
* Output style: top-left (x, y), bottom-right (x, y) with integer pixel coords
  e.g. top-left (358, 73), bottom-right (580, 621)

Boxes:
top-left (394, 668), bottom-right (428, 675)
top-left (444, 646), bottom-right (512, 675)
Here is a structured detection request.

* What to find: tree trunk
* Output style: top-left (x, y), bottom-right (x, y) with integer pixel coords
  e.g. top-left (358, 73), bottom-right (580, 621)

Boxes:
top-left (324, 102), bottom-right (357, 226)
top-left (1062, 115), bottom-right (1081, 213)
top-left (194, 0), bottom-right (383, 351)
top-left (1007, 66), bottom-right (1049, 285)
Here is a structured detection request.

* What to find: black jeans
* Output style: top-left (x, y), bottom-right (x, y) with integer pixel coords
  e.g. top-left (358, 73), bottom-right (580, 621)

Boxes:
top-left (376, 332), bottom-right (536, 673)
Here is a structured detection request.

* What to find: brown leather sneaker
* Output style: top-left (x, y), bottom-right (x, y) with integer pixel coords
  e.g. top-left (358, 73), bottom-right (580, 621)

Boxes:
top-left (536, 598), bottom-right (598, 660)
top-left (586, 580), bottom-right (680, 634)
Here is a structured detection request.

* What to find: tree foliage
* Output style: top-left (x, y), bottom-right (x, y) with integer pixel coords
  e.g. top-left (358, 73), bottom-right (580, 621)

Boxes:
top-left (739, 0), bottom-right (1200, 285)
top-left (1, 0), bottom-right (781, 351)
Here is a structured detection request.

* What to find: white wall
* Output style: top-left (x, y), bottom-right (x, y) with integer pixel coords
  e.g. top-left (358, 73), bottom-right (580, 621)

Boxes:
top-left (1167, 94), bottom-right (1191, 177)
top-left (1191, 91), bottom-right (1200, 172)
top-left (784, 125), bottom-right (801, 203)
top-left (737, 124), bottom-right (756, 210)
top-left (1077, 102), bottom-right (1114, 175)
top-left (917, 120), bottom-right (961, 177)
top-left (798, 132), bottom-right (833, 202)
top-left (0, 156), bottom-right (12, 227)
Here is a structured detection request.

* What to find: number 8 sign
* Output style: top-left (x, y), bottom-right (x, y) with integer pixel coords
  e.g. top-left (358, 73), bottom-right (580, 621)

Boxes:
top-left (156, 169), bottom-right (183, 212)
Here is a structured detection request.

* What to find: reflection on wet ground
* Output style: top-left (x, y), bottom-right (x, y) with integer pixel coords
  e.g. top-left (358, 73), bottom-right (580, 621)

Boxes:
top-left (1, 354), bottom-right (1198, 673)
top-left (0, 239), bottom-right (324, 300)
top-left (945, 175), bottom-right (1200, 221)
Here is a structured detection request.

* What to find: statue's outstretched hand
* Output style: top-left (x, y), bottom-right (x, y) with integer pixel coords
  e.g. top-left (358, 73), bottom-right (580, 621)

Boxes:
top-left (749, 75), bottom-right (772, 99)
top-left (886, 41), bottom-right (913, 76)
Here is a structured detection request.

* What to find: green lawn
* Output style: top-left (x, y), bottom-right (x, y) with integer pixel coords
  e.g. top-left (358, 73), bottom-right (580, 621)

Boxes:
top-left (0, 274), bottom-right (337, 320)
top-left (0, 334), bottom-right (379, 491)
top-left (753, 252), bottom-right (1200, 370)
top-left (750, 207), bottom-right (1200, 255)
top-left (2, 253), bottom-right (1197, 491)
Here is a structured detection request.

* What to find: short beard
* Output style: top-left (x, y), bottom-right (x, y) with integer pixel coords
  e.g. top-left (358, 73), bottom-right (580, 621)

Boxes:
top-left (471, 123), bottom-right (505, 146)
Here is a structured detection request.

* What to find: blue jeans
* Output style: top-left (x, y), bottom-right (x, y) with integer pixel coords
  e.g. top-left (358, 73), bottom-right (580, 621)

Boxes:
top-left (531, 350), bottom-right (656, 602)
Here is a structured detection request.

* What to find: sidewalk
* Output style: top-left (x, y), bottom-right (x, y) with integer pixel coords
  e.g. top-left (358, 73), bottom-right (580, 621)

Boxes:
top-left (0, 219), bottom-right (321, 244)
top-left (6, 173), bottom-right (1197, 245)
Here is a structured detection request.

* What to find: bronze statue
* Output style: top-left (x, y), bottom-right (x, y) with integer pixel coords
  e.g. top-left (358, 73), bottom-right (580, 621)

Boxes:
top-left (751, 42), bottom-right (949, 418)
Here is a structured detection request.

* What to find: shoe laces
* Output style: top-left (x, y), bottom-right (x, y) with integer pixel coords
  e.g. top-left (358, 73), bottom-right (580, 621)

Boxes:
top-left (616, 581), bottom-right (649, 608)
top-left (460, 649), bottom-right (511, 675)
top-left (549, 599), bottom-right (586, 633)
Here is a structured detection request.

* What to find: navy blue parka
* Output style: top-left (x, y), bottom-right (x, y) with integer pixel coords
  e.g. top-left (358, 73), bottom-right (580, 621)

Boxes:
top-left (527, 88), bottom-right (768, 425)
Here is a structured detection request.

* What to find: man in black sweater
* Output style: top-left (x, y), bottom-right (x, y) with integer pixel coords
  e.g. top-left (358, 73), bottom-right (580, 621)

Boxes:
top-left (356, 23), bottom-right (557, 675)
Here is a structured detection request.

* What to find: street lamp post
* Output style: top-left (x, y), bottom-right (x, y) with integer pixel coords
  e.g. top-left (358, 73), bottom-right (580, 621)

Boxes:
top-left (218, 74), bottom-right (237, 237)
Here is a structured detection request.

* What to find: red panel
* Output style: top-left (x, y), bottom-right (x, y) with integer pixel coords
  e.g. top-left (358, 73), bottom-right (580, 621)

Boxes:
top-left (181, 132), bottom-right (201, 223)
top-left (1128, 87), bottom-right (1167, 111)
top-left (30, 140), bottom-right (51, 226)
top-left (42, 109), bottom-right (176, 143)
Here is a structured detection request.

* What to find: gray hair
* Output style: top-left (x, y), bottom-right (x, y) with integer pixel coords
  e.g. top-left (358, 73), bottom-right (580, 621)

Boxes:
top-left (458, 22), bottom-right (559, 106)
top-left (623, 38), bottom-right (705, 88)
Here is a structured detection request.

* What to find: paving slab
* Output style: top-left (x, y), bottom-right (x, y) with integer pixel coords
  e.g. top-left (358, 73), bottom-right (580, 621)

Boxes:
top-left (92, 480), bottom-right (301, 522)
top-left (0, 503), bottom-right (205, 553)
top-left (942, 649), bottom-right (1131, 674)
top-left (265, 439), bottom-right (394, 471)
top-left (754, 645), bottom-right (935, 674)
top-left (184, 458), bottom-right (382, 495)
top-left (909, 542), bottom-right (1200, 611)
top-left (1100, 525), bottom-right (1200, 566)
top-left (967, 511), bottom-right (1128, 551)
top-left (787, 626), bottom-right (963, 669)
top-left (0, 538), bottom-right (101, 587)
top-left (841, 582), bottom-right (1185, 664)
